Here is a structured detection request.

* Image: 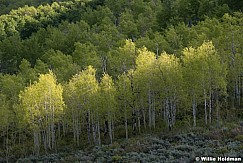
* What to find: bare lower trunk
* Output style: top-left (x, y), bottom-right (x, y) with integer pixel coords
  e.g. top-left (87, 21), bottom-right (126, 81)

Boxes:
top-left (204, 89), bottom-right (207, 125)
top-left (112, 115), bottom-right (115, 141)
top-left (108, 114), bottom-right (113, 144)
top-left (142, 104), bottom-right (146, 129)
top-left (148, 90), bottom-right (152, 129)
top-left (51, 106), bottom-right (55, 151)
top-left (87, 110), bottom-right (91, 144)
top-left (209, 91), bottom-right (212, 124)
top-left (76, 115), bottom-right (80, 146)
top-left (92, 113), bottom-right (96, 145)
top-left (193, 95), bottom-right (197, 127)
top-left (216, 92), bottom-right (219, 128)
top-left (234, 81), bottom-right (237, 106)
top-left (34, 130), bottom-right (40, 156)
top-left (58, 122), bottom-right (61, 139)
top-left (239, 76), bottom-right (241, 106)
top-left (72, 109), bottom-right (76, 145)
top-left (152, 98), bottom-right (156, 128)
top-left (164, 99), bottom-right (166, 123)
top-left (42, 130), bottom-right (47, 154)
top-left (6, 126), bottom-right (9, 163)
top-left (97, 115), bottom-right (101, 145)
top-left (125, 112), bottom-right (128, 139)
top-left (51, 122), bottom-right (55, 150)
top-left (137, 109), bottom-right (141, 133)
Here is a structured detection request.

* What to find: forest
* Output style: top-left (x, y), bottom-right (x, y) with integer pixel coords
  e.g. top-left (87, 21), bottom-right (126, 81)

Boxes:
top-left (0, 0), bottom-right (243, 162)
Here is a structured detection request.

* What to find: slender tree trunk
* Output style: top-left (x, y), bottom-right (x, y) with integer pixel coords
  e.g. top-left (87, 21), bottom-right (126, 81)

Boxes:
top-left (239, 76), bottom-right (241, 106)
top-left (72, 109), bottom-right (76, 145)
top-left (235, 81), bottom-right (238, 106)
top-left (76, 115), bottom-right (80, 146)
top-left (171, 95), bottom-right (177, 128)
top-left (34, 130), bottom-right (40, 156)
top-left (108, 113), bottom-right (113, 144)
top-left (48, 121), bottom-right (51, 150)
top-left (137, 109), bottom-right (141, 133)
top-left (42, 129), bottom-right (47, 154)
top-left (87, 110), bottom-right (91, 145)
top-left (216, 91), bottom-right (220, 128)
top-left (62, 118), bottom-right (66, 136)
top-left (97, 114), bottom-right (101, 146)
top-left (92, 113), bottom-right (97, 145)
top-left (242, 76), bottom-right (243, 105)
top-left (58, 122), bottom-right (61, 139)
top-left (132, 107), bottom-right (136, 133)
top-left (148, 90), bottom-right (152, 129)
top-left (152, 97), bottom-right (156, 129)
top-left (209, 91), bottom-right (212, 124)
top-left (141, 99), bottom-right (146, 129)
top-left (76, 114), bottom-right (81, 146)
top-left (125, 111), bottom-right (128, 140)
top-left (204, 89), bottom-right (207, 125)
top-left (192, 95), bottom-right (197, 127)
top-left (51, 106), bottom-right (55, 151)
top-left (112, 114), bottom-right (115, 141)
top-left (6, 126), bottom-right (9, 163)
top-left (164, 99), bottom-right (167, 123)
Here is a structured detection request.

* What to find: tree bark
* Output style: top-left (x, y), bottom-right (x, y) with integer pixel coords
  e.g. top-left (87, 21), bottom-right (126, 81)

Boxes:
top-left (152, 97), bottom-right (156, 129)
top-left (112, 115), bottom-right (115, 141)
top-left (204, 89), bottom-right (207, 125)
top-left (87, 110), bottom-right (91, 145)
top-left (51, 106), bottom-right (55, 151)
top-left (108, 113), bottom-right (113, 144)
top-left (137, 109), bottom-right (141, 133)
top-left (91, 112), bottom-right (96, 145)
top-left (125, 111), bottom-right (128, 139)
top-left (141, 99), bottom-right (146, 129)
top-left (33, 130), bottom-right (40, 156)
top-left (192, 94), bottom-right (197, 127)
top-left (97, 114), bottom-right (101, 146)
top-left (148, 90), bottom-right (152, 129)
top-left (209, 91), bottom-right (212, 124)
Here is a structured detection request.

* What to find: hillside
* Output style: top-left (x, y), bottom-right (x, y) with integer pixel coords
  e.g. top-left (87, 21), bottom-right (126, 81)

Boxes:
top-left (0, 0), bottom-right (243, 162)
top-left (17, 125), bottom-right (243, 162)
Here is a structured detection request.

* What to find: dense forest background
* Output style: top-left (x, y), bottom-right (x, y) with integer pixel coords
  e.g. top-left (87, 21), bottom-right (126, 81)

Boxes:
top-left (0, 0), bottom-right (243, 162)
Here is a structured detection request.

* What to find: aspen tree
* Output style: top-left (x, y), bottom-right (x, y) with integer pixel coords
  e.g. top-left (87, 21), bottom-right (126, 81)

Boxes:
top-left (64, 66), bottom-right (98, 146)
top-left (134, 47), bottom-right (156, 130)
top-left (156, 53), bottom-right (183, 130)
top-left (99, 73), bottom-right (117, 144)
top-left (19, 71), bottom-right (64, 155)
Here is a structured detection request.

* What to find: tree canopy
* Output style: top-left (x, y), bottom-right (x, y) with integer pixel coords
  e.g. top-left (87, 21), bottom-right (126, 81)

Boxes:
top-left (0, 0), bottom-right (242, 161)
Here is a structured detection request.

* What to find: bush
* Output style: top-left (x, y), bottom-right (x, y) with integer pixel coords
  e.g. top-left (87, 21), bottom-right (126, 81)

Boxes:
top-left (112, 155), bottom-right (122, 162)
top-left (235, 135), bottom-right (243, 142)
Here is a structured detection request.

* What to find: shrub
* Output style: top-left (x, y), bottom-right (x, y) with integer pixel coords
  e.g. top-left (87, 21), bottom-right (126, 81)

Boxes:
top-left (235, 135), bottom-right (243, 142)
top-left (112, 155), bottom-right (122, 162)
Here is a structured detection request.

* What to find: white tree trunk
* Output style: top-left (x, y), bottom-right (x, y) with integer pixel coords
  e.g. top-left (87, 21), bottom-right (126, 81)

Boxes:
top-left (209, 91), bottom-right (212, 124)
top-left (112, 115), bottom-right (115, 141)
top-left (87, 110), bottom-right (91, 144)
top-left (92, 113), bottom-right (96, 145)
top-left (152, 97), bottom-right (156, 129)
top-left (125, 111), bottom-right (128, 139)
top-left (192, 95), bottom-right (197, 127)
top-left (141, 100), bottom-right (146, 129)
top-left (33, 130), bottom-right (40, 156)
top-left (148, 90), bottom-right (152, 129)
top-left (204, 89), bottom-right (207, 125)
top-left (108, 113), bottom-right (113, 144)
top-left (137, 109), bottom-right (141, 133)
top-left (97, 116), bottom-right (101, 146)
